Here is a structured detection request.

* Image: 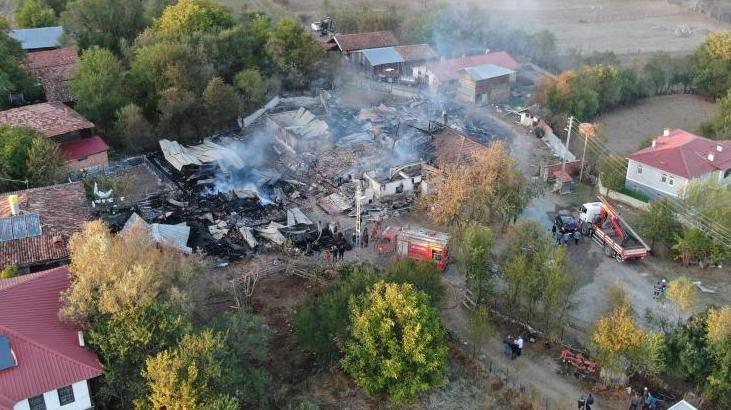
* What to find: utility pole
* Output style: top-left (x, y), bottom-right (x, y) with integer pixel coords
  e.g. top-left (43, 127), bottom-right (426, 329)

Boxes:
top-left (562, 116), bottom-right (575, 173)
top-left (579, 124), bottom-right (589, 182)
top-left (355, 183), bottom-right (362, 250)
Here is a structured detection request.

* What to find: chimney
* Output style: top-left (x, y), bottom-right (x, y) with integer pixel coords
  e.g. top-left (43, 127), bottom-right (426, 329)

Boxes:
top-left (663, 128), bottom-right (670, 137)
top-left (78, 331), bottom-right (85, 347)
top-left (708, 152), bottom-right (715, 162)
top-left (442, 110), bottom-right (448, 126)
top-left (8, 195), bottom-right (19, 216)
top-left (717, 144), bottom-right (723, 152)
top-left (651, 139), bottom-right (656, 148)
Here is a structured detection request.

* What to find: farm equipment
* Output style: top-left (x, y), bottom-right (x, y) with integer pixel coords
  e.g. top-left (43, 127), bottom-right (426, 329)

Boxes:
top-left (578, 199), bottom-right (650, 262)
top-left (311, 17), bottom-right (335, 36)
top-left (377, 225), bottom-right (450, 271)
top-left (559, 349), bottom-right (598, 379)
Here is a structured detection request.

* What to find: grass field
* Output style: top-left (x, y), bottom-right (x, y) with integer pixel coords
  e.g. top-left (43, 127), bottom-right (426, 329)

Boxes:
top-left (597, 94), bottom-right (719, 154)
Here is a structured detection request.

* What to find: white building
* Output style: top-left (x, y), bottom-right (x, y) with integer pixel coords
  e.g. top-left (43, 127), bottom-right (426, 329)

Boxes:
top-left (625, 129), bottom-right (731, 199)
top-left (0, 267), bottom-right (102, 410)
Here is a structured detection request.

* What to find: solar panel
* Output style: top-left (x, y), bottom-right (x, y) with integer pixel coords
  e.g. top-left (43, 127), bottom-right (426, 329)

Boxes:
top-left (12, 215), bottom-right (27, 239)
top-left (0, 336), bottom-right (16, 371)
top-left (0, 218), bottom-right (12, 242)
top-left (25, 213), bottom-right (42, 237)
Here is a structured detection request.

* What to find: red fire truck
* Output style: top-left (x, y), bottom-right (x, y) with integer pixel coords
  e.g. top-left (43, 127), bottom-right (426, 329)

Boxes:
top-left (377, 225), bottom-right (450, 271)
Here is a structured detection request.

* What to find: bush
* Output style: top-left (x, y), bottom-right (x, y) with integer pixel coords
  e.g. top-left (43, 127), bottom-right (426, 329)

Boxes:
top-left (385, 258), bottom-right (445, 305)
top-left (294, 264), bottom-right (378, 362)
top-left (0, 265), bottom-right (19, 278)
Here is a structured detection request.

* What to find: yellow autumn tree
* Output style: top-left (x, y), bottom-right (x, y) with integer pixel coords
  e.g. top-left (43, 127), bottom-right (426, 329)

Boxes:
top-left (61, 220), bottom-right (200, 323)
top-left (667, 277), bottom-right (696, 319)
top-left (418, 140), bottom-right (527, 226)
top-left (707, 306), bottom-right (731, 344)
top-left (592, 303), bottom-right (644, 372)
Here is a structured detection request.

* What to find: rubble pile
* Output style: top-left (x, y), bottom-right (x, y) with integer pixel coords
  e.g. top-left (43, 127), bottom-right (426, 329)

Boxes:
top-left (104, 92), bottom-right (503, 262)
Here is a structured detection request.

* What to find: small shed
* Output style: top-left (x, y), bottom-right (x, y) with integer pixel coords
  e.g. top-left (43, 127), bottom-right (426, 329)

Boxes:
top-left (552, 170), bottom-right (575, 195)
top-left (360, 47), bottom-right (405, 81)
top-left (456, 64), bottom-right (515, 105)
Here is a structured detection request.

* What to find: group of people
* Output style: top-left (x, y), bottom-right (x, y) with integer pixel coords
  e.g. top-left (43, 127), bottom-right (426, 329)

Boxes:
top-left (503, 335), bottom-right (524, 359)
top-left (652, 279), bottom-right (668, 300)
top-left (553, 227), bottom-right (581, 245)
top-left (577, 393), bottom-right (595, 409)
top-left (628, 387), bottom-right (663, 410)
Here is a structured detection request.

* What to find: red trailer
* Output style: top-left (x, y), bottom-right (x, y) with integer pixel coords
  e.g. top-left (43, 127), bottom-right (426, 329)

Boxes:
top-left (377, 226), bottom-right (450, 271)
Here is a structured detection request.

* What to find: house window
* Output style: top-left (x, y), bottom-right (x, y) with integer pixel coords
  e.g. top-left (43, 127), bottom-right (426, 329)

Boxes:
top-left (669, 177), bottom-right (675, 186)
top-left (28, 395), bottom-right (46, 410)
top-left (661, 174), bottom-right (667, 183)
top-left (637, 165), bottom-right (643, 174)
top-left (58, 385), bottom-right (75, 406)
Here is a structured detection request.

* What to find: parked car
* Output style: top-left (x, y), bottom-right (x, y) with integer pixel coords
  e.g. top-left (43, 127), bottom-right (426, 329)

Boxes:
top-left (554, 214), bottom-right (578, 234)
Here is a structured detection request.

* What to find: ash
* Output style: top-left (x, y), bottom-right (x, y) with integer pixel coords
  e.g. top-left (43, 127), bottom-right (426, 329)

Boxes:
top-left (100, 91), bottom-right (505, 262)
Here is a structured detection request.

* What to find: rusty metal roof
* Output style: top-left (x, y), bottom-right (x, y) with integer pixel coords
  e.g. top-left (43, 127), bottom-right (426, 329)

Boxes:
top-left (334, 31), bottom-right (398, 52)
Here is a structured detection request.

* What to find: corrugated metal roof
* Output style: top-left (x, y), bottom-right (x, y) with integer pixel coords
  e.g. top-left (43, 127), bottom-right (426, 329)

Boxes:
top-left (461, 64), bottom-right (515, 81)
top-left (122, 213), bottom-right (192, 254)
top-left (159, 139), bottom-right (245, 172)
top-left (59, 135), bottom-right (109, 161)
top-left (9, 26), bottom-right (63, 50)
top-left (362, 47), bottom-right (405, 66)
top-left (668, 401), bottom-right (698, 410)
top-left (0, 267), bottom-right (103, 409)
top-left (333, 31), bottom-right (398, 52)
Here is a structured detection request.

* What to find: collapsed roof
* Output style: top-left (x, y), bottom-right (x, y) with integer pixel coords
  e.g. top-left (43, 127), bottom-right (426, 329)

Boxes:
top-left (121, 213), bottom-right (192, 254)
top-left (159, 139), bottom-right (246, 172)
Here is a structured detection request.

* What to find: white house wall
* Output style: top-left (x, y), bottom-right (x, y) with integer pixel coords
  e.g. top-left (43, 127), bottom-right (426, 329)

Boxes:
top-left (13, 380), bottom-right (93, 410)
top-left (625, 159), bottom-right (688, 198)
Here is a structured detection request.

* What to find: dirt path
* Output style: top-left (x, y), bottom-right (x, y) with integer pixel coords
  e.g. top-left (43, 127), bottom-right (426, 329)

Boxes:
top-left (440, 268), bottom-right (613, 410)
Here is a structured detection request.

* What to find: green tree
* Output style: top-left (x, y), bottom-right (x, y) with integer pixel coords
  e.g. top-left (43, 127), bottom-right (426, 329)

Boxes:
top-left (153, 0), bottom-right (234, 37)
top-left (0, 126), bottom-right (64, 191)
top-left (16, 0), bottom-right (57, 28)
top-left (203, 77), bottom-right (242, 133)
top-left (641, 198), bottom-right (682, 249)
top-left (663, 311), bottom-right (712, 382)
top-left (341, 281), bottom-right (448, 404)
top-left (644, 52), bottom-right (674, 95)
top-left (234, 68), bottom-right (267, 112)
top-left (25, 137), bottom-right (65, 186)
top-left (212, 309), bottom-right (270, 407)
top-left (598, 154), bottom-right (627, 191)
top-left (0, 21), bottom-right (42, 108)
top-left (679, 178), bottom-right (731, 264)
top-left (141, 330), bottom-right (242, 409)
top-left (266, 18), bottom-right (324, 89)
top-left (673, 228), bottom-right (712, 267)
top-left (156, 87), bottom-right (202, 143)
top-left (112, 103), bottom-right (157, 153)
top-left (384, 258), bottom-right (446, 306)
top-left (45, 0), bottom-right (68, 15)
top-left (699, 89), bottom-right (731, 139)
top-left (71, 46), bottom-right (128, 129)
top-left (453, 224), bottom-right (495, 305)
top-left (467, 305), bottom-right (493, 361)
top-left (294, 264), bottom-right (378, 362)
top-left (62, 0), bottom-right (147, 52)
top-left (693, 32), bottom-right (731, 98)
top-left (87, 301), bottom-right (192, 406)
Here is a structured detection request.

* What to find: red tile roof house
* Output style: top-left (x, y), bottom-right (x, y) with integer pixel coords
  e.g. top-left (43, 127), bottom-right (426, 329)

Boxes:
top-left (0, 102), bottom-right (108, 171)
top-left (625, 129), bottom-right (731, 199)
top-left (0, 182), bottom-right (91, 273)
top-left (0, 266), bottom-right (102, 410)
top-left (23, 48), bottom-right (79, 104)
top-left (425, 51), bottom-right (521, 89)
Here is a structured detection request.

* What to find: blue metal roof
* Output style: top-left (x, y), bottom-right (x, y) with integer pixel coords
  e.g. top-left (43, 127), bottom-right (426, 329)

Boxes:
top-left (0, 336), bottom-right (16, 371)
top-left (362, 47), bottom-right (405, 66)
top-left (9, 26), bottom-right (63, 50)
top-left (462, 64), bottom-right (515, 81)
